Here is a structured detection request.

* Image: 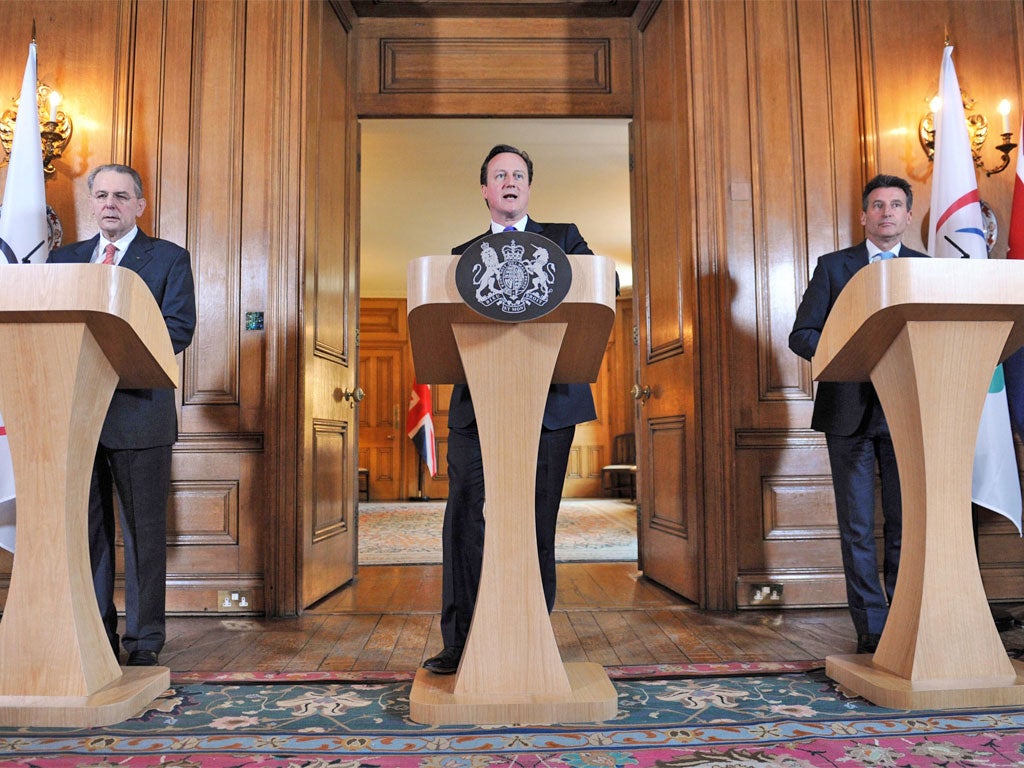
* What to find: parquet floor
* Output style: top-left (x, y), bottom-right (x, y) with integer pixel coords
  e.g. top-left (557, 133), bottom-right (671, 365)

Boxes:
top-left (154, 562), bottom-right (1008, 673)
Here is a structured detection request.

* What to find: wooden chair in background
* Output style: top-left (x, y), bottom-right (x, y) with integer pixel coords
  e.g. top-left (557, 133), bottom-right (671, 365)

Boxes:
top-left (601, 432), bottom-right (636, 501)
top-left (358, 468), bottom-right (370, 502)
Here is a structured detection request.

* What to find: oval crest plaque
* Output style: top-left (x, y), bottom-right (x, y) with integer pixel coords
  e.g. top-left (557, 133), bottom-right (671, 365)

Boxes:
top-left (455, 230), bottom-right (572, 322)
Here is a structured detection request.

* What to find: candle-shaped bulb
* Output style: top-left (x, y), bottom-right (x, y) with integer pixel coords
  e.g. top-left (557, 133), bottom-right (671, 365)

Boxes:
top-left (48, 90), bottom-right (61, 123)
top-left (998, 99), bottom-right (1011, 134)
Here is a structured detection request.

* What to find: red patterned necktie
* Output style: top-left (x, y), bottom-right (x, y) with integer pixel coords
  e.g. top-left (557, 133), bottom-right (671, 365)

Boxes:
top-left (102, 243), bottom-right (117, 265)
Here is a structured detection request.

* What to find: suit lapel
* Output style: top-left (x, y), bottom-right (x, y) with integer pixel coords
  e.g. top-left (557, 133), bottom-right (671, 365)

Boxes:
top-left (118, 230), bottom-right (154, 275)
top-left (840, 243), bottom-right (870, 284)
top-left (74, 235), bottom-right (100, 263)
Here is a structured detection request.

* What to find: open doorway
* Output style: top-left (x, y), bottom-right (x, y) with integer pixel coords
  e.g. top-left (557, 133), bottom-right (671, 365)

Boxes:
top-left (359, 118), bottom-right (633, 297)
top-left (356, 117), bottom-right (635, 565)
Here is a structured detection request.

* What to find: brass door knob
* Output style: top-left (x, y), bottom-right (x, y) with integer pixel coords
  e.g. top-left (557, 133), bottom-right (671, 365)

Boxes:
top-left (630, 384), bottom-right (652, 404)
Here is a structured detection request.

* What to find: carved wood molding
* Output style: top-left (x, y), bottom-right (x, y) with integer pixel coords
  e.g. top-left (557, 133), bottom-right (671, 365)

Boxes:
top-left (355, 18), bottom-right (632, 116)
top-left (167, 479), bottom-right (240, 547)
top-left (380, 37), bottom-right (612, 94)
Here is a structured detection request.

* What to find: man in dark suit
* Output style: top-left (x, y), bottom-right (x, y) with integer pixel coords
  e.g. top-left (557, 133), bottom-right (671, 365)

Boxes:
top-left (423, 144), bottom-right (598, 675)
top-left (48, 164), bottom-right (196, 667)
top-left (789, 173), bottom-right (926, 655)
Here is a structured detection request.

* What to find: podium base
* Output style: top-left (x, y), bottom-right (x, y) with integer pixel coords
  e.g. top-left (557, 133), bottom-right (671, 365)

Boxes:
top-left (0, 666), bottom-right (170, 727)
top-left (826, 655), bottom-right (1024, 710)
top-left (409, 662), bottom-right (617, 725)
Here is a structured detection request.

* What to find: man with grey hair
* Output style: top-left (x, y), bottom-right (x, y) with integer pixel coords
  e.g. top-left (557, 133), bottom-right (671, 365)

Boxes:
top-left (49, 163), bottom-right (196, 667)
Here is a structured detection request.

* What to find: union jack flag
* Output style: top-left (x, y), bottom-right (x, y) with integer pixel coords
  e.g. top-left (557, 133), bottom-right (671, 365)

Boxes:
top-left (407, 381), bottom-right (437, 477)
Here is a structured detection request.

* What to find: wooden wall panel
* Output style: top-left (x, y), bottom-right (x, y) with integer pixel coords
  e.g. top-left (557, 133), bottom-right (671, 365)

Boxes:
top-left (353, 17), bottom-right (633, 116)
top-left (722, 0), bottom-right (1024, 612)
top-left (728, 0), bottom-right (861, 609)
top-left (182, 0), bottom-right (245, 408)
top-left (746, 0), bottom-right (806, 402)
top-left (0, 0), bottom-right (309, 616)
top-left (135, 0), bottom-right (271, 614)
top-left (380, 37), bottom-right (612, 93)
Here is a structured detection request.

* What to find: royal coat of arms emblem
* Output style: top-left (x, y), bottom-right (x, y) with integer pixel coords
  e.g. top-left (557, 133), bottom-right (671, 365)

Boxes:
top-left (455, 231), bottom-right (572, 322)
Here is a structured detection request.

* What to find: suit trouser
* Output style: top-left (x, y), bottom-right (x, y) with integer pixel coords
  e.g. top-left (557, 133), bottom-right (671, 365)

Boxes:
top-left (440, 423), bottom-right (576, 650)
top-left (824, 404), bottom-right (902, 636)
top-left (89, 444), bottom-right (172, 654)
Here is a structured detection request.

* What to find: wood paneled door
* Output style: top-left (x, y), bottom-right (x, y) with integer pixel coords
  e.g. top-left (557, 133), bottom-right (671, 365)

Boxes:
top-left (298, 2), bottom-right (359, 608)
top-left (358, 347), bottom-right (406, 502)
top-left (630, 3), bottom-right (703, 604)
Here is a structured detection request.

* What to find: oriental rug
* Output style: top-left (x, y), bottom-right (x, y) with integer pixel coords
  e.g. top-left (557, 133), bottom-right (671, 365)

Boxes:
top-left (358, 498), bottom-right (637, 565)
top-left (3, 661), bottom-right (1024, 767)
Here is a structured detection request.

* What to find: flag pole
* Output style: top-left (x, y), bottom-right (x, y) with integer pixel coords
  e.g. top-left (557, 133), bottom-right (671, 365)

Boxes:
top-left (408, 455), bottom-right (429, 502)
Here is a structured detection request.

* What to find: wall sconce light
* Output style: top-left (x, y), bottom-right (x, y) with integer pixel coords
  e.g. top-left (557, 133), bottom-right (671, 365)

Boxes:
top-left (919, 90), bottom-right (1017, 176)
top-left (0, 81), bottom-right (73, 177)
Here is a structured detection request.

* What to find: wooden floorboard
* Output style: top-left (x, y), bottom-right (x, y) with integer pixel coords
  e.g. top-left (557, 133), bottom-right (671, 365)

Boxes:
top-left (154, 563), bottom-right (1024, 673)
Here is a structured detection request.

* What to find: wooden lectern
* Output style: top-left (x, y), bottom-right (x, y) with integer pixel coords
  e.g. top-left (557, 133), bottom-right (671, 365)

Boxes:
top-left (0, 264), bottom-right (177, 726)
top-left (406, 252), bottom-right (618, 725)
top-left (814, 258), bottom-right (1024, 709)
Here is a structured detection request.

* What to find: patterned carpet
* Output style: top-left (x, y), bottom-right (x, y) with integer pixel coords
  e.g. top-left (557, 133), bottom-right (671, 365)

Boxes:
top-left (4, 662), bottom-right (1024, 766)
top-left (358, 498), bottom-right (637, 564)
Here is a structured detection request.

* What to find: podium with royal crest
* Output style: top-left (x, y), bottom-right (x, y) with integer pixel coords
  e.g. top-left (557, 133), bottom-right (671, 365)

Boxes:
top-left (406, 231), bottom-right (618, 725)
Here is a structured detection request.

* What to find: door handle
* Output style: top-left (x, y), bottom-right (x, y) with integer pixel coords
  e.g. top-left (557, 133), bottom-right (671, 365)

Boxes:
top-left (340, 386), bottom-right (366, 406)
top-left (630, 383), bottom-right (651, 405)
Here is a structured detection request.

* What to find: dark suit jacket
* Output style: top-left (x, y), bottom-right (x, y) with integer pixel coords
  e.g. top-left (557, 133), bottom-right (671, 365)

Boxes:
top-left (48, 230), bottom-right (197, 449)
top-left (789, 241), bottom-right (928, 436)
top-left (448, 217), bottom-right (598, 430)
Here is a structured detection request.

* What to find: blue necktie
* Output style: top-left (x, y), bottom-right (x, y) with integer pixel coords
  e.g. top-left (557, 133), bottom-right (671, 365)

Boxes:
top-left (878, 250), bottom-right (895, 260)
top-left (503, 226), bottom-right (516, 232)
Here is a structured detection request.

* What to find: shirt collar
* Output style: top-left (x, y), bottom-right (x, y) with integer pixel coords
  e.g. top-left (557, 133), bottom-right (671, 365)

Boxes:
top-left (490, 216), bottom-right (528, 234)
top-left (867, 241), bottom-right (902, 261)
top-left (99, 226), bottom-right (140, 262)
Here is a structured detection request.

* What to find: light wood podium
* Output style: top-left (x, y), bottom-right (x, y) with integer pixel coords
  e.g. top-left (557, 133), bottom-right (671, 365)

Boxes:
top-left (814, 258), bottom-right (1024, 709)
top-left (406, 252), bottom-right (618, 725)
top-left (0, 264), bottom-right (177, 726)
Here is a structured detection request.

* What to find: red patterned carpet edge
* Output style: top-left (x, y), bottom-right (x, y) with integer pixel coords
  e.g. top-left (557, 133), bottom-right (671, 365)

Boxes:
top-left (171, 659), bottom-right (824, 685)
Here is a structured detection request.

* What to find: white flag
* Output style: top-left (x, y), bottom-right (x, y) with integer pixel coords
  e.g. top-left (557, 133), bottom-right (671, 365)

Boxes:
top-left (0, 41), bottom-right (51, 552)
top-left (0, 42), bottom-right (48, 266)
top-left (928, 44), bottom-right (1022, 533)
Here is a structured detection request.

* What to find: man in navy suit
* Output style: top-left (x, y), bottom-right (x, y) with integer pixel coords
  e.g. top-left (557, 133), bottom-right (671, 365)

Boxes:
top-left (423, 144), bottom-right (598, 675)
top-left (789, 174), bottom-right (926, 655)
top-left (49, 164), bottom-right (196, 667)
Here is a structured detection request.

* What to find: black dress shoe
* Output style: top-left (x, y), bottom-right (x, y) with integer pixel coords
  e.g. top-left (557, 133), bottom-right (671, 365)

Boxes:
top-left (856, 633), bottom-right (881, 654)
top-left (127, 650), bottom-right (159, 667)
top-left (422, 646), bottom-right (463, 675)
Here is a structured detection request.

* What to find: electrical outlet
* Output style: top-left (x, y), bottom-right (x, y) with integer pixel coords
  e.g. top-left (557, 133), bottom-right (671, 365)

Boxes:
top-left (750, 583), bottom-right (784, 604)
top-left (217, 590), bottom-right (252, 612)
